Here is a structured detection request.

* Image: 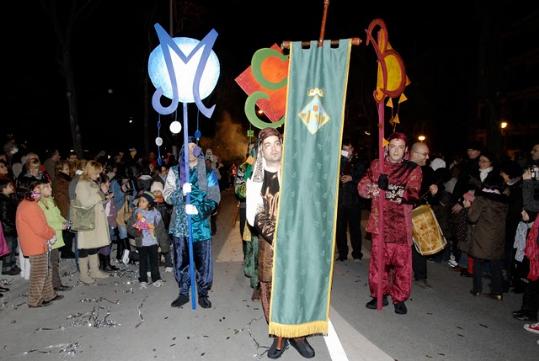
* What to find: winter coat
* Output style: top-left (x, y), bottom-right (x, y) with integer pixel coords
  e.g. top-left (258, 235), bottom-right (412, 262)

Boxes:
top-left (467, 191), bottom-right (508, 260)
top-left (52, 172), bottom-right (71, 219)
top-left (74, 179), bottom-right (110, 250)
top-left (523, 179), bottom-right (539, 213)
top-left (0, 193), bottom-right (17, 237)
top-left (38, 197), bottom-right (66, 250)
top-left (338, 155), bottom-right (365, 208)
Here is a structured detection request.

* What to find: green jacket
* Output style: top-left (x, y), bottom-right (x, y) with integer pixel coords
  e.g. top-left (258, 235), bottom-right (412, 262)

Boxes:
top-left (38, 197), bottom-right (66, 250)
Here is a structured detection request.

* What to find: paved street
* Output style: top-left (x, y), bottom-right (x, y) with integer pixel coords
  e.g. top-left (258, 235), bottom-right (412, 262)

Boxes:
top-left (0, 189), bottom-right (537, 361)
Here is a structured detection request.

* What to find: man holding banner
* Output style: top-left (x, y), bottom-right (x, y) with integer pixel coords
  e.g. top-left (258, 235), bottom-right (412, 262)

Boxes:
top-left (246, 128), bottom-right (315, 359)
top-left (358, 132), bottom-right (422, 315)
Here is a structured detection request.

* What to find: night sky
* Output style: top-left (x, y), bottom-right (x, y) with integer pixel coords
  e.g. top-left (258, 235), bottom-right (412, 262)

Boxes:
top-left (4, 1), bottom-right (537, 159)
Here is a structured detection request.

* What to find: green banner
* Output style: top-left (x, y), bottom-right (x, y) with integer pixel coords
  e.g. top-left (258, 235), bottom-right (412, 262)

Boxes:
top-left (270, 39), bottom-right (352, 337)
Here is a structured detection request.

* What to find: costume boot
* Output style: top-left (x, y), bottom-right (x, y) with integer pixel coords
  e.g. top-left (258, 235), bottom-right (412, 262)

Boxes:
top-left (88, 254), bottom-right (109, 279)
top-left (78, 257), bottom-right (95, 284)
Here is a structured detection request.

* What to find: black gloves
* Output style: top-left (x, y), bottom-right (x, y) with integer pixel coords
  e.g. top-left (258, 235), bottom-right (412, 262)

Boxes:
top-left (378, 174), bottom-right (389, 191)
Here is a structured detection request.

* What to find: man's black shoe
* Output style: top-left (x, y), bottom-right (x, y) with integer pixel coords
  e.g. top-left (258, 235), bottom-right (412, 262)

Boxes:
top-left (337, 256), bottom-right (347, 261)
top-left (171, 294), bottom-right (189, 308)
top-left (267, 338), bottom-right (288, 359)
top-left (290, 338), bottom-right (315, 358)
top-left (513, 311), bottom-right (537, 322)
top-left (394, 301), bottom-right (407, 315)
top-left (366, 295), bottom-right (388, 309)
top-left (198, 296), bottom-right (212, 309)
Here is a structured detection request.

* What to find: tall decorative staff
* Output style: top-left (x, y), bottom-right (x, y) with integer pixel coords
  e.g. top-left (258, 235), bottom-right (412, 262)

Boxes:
top-left (365, 19), bottom-right (409, 309)
top-left (148, 23), bottom-right (220, 309)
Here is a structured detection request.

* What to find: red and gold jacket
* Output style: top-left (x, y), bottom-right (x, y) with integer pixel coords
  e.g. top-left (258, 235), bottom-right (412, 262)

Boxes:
top-left (358, 158), bottom-right (422, 245)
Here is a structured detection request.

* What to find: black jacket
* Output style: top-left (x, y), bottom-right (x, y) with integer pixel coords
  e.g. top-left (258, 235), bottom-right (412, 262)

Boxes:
top-left (0, 193), bottom-right (18, 237)
top-left (338, 155), bottom-right (365, 208)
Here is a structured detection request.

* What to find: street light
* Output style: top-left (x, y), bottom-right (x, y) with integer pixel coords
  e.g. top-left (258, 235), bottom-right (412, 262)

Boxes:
top-left (418, 135), bottom-right (426, 142)
top-left (500, 121), bottom-right (508, 129)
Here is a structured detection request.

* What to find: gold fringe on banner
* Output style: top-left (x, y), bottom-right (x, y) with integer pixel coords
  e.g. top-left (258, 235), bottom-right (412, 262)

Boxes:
top-left (268, 320), bottom-right (328, 338)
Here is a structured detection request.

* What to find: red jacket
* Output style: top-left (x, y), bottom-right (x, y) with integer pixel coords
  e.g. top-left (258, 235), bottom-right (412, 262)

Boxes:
top-left (16, 200), bottom-right (55, 256)
top-left (358, 158), bottom-right (422, 245)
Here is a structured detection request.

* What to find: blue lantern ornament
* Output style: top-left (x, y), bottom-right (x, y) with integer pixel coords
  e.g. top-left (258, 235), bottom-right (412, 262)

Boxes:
top-left (148, 24), bottom-right (220, 117)
top-left (194, 129), bottom-right (202, 141)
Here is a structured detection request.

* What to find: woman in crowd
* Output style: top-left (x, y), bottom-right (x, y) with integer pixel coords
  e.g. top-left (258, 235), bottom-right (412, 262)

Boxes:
top-left (16, 180), bottom-right (63, 307)
top-left (74, 161), bottom-right (110, 284)
top-left (52, 160), bottom-right (76, 258)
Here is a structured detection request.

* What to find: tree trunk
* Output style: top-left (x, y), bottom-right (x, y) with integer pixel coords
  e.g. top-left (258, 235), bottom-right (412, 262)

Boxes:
top-left (144, 75), bottom-right (150, 155)
top-left (62, 49), bottom-right (83, 157)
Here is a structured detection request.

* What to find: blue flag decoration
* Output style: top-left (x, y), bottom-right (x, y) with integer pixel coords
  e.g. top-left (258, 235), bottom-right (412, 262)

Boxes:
top-left (270, 39), bottom-right (352, 337)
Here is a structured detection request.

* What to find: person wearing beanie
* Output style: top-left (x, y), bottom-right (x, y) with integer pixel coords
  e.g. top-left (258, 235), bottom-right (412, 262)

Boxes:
top-left (150, 181), bottom-right (164, 194)
top-left (127, 191), bottom-right (168, 288)
top-left (430, 158), bottom-right (446, 172)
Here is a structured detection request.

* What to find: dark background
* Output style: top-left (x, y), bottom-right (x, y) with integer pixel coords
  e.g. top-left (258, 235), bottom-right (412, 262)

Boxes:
top-left (4, 0), bottom-right (538, 160)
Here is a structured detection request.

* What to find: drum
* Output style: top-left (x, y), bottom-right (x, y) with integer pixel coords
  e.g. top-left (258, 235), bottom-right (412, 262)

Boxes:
top-left (412, 204), bottom-right (447, 256)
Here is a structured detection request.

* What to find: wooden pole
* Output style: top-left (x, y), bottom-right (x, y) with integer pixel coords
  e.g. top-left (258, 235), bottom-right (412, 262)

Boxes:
top-left (318, 0), bottom-right (330, 47)
top-left (282, 38), bottom-right (361, 49)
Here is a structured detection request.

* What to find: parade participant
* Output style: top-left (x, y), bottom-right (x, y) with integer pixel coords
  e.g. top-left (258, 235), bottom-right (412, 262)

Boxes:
top-left (358, 132), bottom-right (422, 315)
top-left (235, 144), bottom-right (260, 300)
top-left (247, 128), bottom-right (315, 359)
top-left (164, 139), bottom-right (220, 309)
top-left (409, 141), bottom-right (435, 288)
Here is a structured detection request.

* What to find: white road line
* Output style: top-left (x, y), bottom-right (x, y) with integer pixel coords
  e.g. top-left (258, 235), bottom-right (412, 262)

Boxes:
top-left (326, 308), bottom-right (394, 361)
top-left (324, 319), bottom-right (350, 361)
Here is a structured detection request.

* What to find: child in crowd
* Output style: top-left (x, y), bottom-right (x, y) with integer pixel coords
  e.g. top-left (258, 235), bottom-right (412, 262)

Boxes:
top-left (127, 191), bottom-right (167, 288)
top-left (38, 180), bottom-right (72, 291)
top-left (150, 181), bottom-right (173, 272)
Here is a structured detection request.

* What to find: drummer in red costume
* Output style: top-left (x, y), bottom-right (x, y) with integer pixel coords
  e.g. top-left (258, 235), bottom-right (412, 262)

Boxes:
top-left (358, 132), bottom-right (422, 314)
